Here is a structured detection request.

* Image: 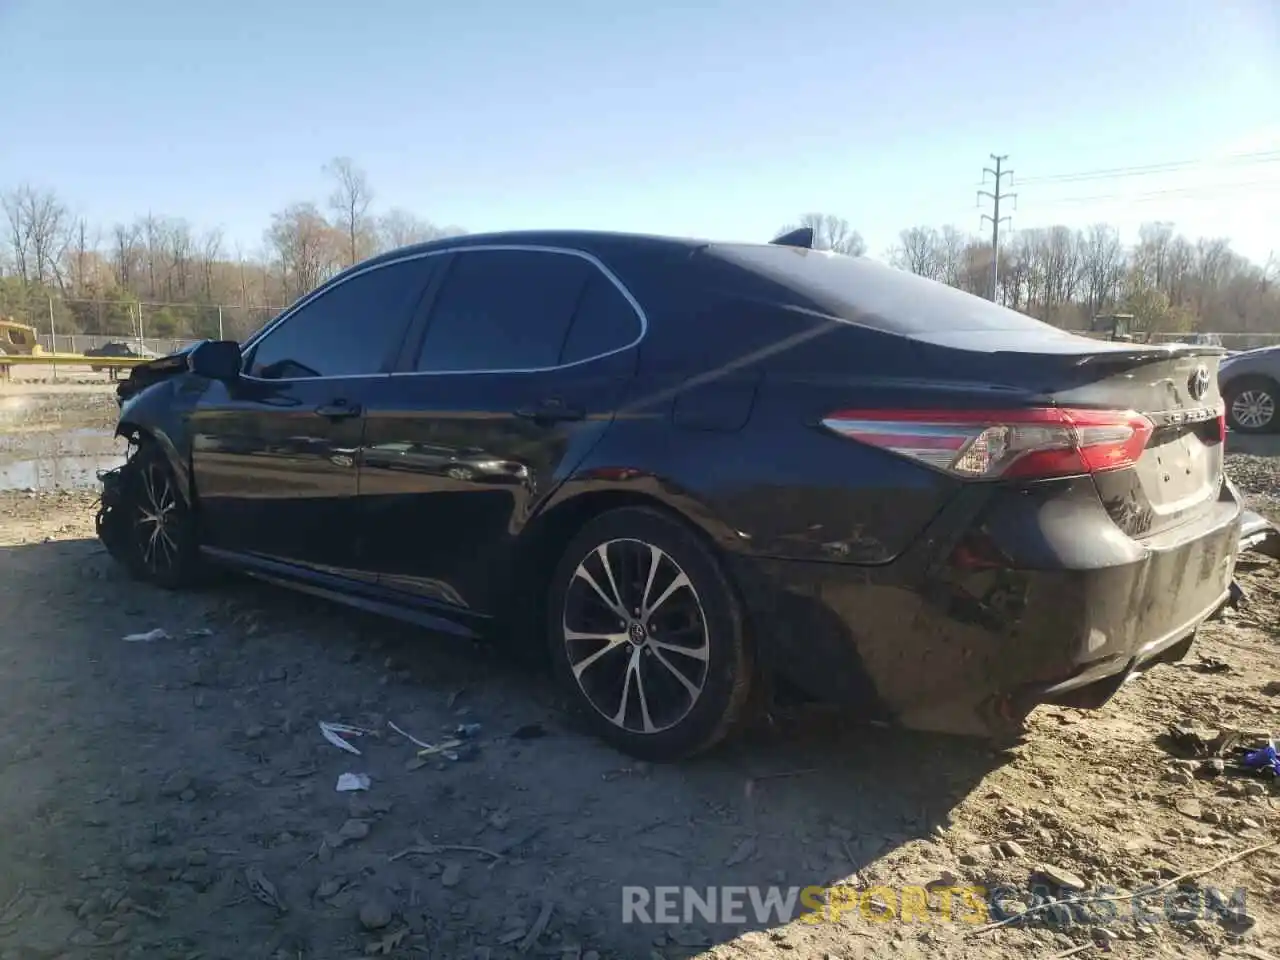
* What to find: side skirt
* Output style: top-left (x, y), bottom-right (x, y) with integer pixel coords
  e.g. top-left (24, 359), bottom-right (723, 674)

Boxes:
top-left (199, 546), bottom-right (485, 640)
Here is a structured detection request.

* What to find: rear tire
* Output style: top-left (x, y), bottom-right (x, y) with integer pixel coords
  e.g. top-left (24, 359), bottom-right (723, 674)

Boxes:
top-left (1225, 375), bottom-right (1278, 434)
top-left (546, 507), bottom-right (754, 762)
top-left (104, 439), bottom-right (202, 589)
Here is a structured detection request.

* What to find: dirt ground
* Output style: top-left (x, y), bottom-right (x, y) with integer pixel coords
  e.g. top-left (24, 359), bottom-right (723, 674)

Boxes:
top-left (0, 381), bottom-right (1278, 960)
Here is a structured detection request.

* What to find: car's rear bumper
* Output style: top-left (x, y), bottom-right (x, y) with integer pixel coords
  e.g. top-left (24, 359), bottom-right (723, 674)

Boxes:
top-left (731, 476), bottom-right (1245, 737)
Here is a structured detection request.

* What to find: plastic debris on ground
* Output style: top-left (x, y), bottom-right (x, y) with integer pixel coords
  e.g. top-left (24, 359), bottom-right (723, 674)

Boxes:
top-left (335, 772), bottom-right (371, 792)
top-left (1242, 740), bottom-right (1279, 778)
top-left (387, 720), bottom-right (434, 750)
top-left (417, 739), bottom-right (464, 759)
top-left (454, 722), bottom-right (482, 739)
top-left (122, 628), bottom-right (171, 643)
top-left (319, 721), bottom-right (370, 756)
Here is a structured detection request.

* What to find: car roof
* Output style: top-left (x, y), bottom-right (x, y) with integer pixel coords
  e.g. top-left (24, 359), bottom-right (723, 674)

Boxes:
top-left (353, 229), bottom-right (717, 275)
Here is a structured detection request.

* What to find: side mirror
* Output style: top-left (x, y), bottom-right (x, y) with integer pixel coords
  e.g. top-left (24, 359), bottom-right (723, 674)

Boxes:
top-left (188, 340), bottom-right (242, 381)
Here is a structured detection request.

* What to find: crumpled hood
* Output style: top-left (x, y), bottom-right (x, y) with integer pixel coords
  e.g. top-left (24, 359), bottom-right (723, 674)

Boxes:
top-left (115, 342), bottom-right (199, 405)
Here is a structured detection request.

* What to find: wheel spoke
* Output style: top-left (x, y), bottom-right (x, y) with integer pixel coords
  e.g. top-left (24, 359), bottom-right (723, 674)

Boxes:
top-left (142, 523), bottom-right (160, 568)
top-left (566, 630), bottom-right (628, 679)
top-left (156, 523), bottom-right (178, 564)
top-left (649, 647), bottom-right (701, 699)
top-left (140, 468), bottom-right (155, 510)
top-left (644, 571), bottom-right (690, 620)
top-left (573, 556), bottom-right (626, 620)
top-left (611, 648), bottom-right (641, 726)
top-left (650, 638), bottom-right (709, 662)
top-left (595, 544), bottom-right (629, 616)
top-left (639, 544), bottom-right (662, 618)
top-left (633, 656), bottom-right (656, 733)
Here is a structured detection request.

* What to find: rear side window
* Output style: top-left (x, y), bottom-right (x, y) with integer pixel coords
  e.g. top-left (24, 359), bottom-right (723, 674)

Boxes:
top-left (247, 257), bottom-right (436, 379)
top-left (705, 244), bottom-right (1060, 335)
top-left (559, 272), bottom-right (641, 365)
top-left (415, 249), bottom-right (591, 372)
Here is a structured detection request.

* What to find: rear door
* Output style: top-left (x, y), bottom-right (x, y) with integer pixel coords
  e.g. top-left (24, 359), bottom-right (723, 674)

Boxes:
top-left (357, 247), bottom-right (641, 614)
top-left (190, 255), bottom-right (438, 573)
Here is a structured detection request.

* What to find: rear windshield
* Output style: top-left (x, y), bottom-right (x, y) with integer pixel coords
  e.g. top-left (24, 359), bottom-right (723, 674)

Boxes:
top-left (705, 243), bottom-right (1060, 335)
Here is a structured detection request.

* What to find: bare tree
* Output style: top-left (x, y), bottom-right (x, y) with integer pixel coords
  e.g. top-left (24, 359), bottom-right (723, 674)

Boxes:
top-left (197, 229), bottom-right (224, 302)
top-left (167, 219), bottom-right (194, 300)
top-left (110, 223), bottom-right (141, 290)
top-left (937, 226), bottom-right (969, 287)
top-left (778, 213), bottom-right (866, 256)
top-left (1134, 222), bottom-right (1175, 291)
top-left (324, 157), bottom-right (373, 267)
top-left (267, 203), bottom-right (340, 300)
top-left (1080, 223), bottom-right (1124, 319)
top-left (68, 218), bottom-right (103, 295)
top-left (377, 208), bottom-right (445, 252)
top-left (889, 226), bottom-right (941, 279)
top-left (2, 185), bottom-right (71, 287)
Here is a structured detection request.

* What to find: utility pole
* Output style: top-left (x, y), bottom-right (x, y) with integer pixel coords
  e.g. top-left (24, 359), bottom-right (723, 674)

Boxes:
top-left (978, 154), bottom-right (1016, 302)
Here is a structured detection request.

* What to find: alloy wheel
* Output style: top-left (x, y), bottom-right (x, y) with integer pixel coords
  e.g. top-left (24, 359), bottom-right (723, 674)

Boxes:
top-left (134, 462), bottom-right (179, 575)
top-left (1231, 390), bottom-right (1275, 431)
top-left (562, 538), bottom-right (710, 734)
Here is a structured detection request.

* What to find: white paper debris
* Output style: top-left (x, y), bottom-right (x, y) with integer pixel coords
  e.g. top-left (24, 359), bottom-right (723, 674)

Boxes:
top-left (319, 721), bottom-right (368, 756)
top-left (336, 772), bottom-right (371, 792)
top-left (123, 628), bottom-right (171, 643)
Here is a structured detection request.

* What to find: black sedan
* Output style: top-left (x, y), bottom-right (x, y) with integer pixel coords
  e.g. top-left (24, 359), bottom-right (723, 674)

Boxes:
top-left (95, 228), bottom-right (1276, 761)
top-left (85, 340), bottom-right (157, 376)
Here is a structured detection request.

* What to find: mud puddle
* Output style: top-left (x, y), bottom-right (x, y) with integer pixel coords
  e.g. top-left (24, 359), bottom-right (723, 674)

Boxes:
top-left (0, 450), bottom-right (124, 491)
top-left (0, 389), bottom-right (124, 491)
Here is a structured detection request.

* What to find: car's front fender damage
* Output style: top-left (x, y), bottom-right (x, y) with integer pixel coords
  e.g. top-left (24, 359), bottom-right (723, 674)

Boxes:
top-left (97, 354), bottom-right (201, 566)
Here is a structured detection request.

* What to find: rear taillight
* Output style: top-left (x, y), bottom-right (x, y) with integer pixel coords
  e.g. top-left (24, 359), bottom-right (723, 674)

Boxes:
top-left (820, 408), bottom-right (1154, 481)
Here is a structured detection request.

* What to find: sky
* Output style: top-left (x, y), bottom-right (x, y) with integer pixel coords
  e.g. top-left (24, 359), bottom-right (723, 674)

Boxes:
top-left (1, 0), bottom-right (1278, 265)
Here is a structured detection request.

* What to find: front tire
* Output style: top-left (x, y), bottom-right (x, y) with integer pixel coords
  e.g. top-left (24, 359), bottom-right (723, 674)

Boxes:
top-left (102, 439), bottom-right (202, 589)
top-left (546, 507), bottom-right (754, 762)
top-left (1225, 375), bottom-right (1278, 434)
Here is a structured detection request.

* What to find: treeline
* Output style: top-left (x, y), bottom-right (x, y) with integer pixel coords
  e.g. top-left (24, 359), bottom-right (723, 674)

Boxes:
top-left (887, 221), bottom-right (1280, 336)
top-left (0, 157), bottom-right (465, 341)
top-left (1, 163), bottom-right (1276, 342)
top-left (782, 212), bottom-right (1279, 336)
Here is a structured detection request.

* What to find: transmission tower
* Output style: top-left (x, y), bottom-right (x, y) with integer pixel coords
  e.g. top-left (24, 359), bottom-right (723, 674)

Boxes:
top-left (979, 155), bottom-right (1016, 302)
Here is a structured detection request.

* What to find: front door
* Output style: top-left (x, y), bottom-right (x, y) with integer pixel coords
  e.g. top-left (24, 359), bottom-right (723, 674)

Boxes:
top-left (358, 247), bottom-right (643, 614)
top-left (190, 253), bottom-right (442, 573)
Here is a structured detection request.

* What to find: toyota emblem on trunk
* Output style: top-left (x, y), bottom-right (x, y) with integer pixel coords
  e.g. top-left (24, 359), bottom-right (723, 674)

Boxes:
top-left (1188, 365), bottom-right (1210, 400)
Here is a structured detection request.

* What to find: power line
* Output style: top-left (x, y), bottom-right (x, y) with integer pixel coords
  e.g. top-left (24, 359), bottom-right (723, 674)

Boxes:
top-left (1033, 177), bottom-right (1280, 206)
top-left (1011, 150), bottom-right (1280, 186)
top-left (978, 154), bottom-right (1015, 301)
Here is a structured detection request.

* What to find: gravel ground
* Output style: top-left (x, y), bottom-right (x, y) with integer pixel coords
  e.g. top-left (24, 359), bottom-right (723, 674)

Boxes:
top-left (0, 382), bottom-right (1277, 960)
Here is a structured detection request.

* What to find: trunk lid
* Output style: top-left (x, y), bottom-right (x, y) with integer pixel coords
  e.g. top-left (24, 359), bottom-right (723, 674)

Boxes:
top-left (1047, 351), bottom-right (1225, 539)
top-left (912, 335), bottom-right (1227, 539)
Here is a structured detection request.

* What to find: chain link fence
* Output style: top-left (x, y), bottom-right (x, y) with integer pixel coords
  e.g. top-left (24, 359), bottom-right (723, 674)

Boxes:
top-left (2, 295), bottom-right (284, 354)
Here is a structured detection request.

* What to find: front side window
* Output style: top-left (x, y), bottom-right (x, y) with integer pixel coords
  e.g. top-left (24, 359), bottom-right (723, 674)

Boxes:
top-left (415, 249), bottom-right (591, 373)
top-left (248, 257), bottom-right (437, 379)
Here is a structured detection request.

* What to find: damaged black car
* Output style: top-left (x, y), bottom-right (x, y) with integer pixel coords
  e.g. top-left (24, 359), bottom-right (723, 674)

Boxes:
top-left (97, 229), bottom-right (1280, 762)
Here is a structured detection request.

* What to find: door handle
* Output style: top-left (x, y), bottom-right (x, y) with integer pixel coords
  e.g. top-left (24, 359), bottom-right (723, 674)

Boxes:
top-left (314, 401), bottom-right (362, 419)
top-left (515, 400), bottom-right (585, 423)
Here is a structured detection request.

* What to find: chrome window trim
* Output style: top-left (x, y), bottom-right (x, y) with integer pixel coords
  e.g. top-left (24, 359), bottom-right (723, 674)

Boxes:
top-left (239, 243), bottom-right (648, 383)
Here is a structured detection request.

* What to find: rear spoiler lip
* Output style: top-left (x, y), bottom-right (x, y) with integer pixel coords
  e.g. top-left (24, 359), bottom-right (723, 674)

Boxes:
top-left (1239, 510), bottom-right (1280, 559)
top-left (1067, 343), bottom-right (1229, 367)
